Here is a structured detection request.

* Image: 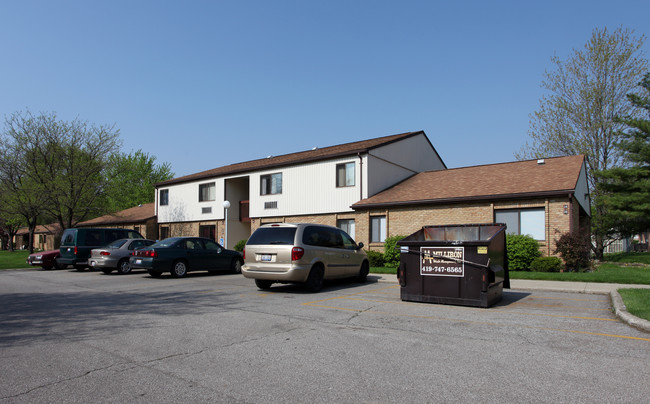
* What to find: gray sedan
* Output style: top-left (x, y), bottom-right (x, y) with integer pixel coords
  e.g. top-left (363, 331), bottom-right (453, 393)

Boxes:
top-left (89, 238), bottom-right (156, 274)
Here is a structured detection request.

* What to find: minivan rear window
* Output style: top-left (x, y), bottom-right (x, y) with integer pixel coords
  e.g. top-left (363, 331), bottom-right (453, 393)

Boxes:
top-left (247, 227), bottom-right (297, 245)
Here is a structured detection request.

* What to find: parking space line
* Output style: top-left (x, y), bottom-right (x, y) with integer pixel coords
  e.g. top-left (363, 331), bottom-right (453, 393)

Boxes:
top-left (507, 302), bottom-right (611, 311)
top-left (306, 296), bottom-right (619, 323)
top-left (303, 302), bottom-right (650, 342)
top-left (524, 295), bottom-right (606, 302)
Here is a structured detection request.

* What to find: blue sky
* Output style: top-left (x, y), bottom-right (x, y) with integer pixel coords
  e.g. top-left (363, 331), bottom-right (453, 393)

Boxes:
top-left (2, 1), bottom-right (649, 177)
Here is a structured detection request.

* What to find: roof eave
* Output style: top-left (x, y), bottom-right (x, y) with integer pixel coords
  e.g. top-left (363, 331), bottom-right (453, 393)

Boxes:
top-left (352, 190), bottom-right (576, 210)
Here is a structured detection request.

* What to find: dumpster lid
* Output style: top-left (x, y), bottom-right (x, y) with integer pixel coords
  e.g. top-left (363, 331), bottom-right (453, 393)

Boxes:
top-left (397, 223), bottom-right (506, 245)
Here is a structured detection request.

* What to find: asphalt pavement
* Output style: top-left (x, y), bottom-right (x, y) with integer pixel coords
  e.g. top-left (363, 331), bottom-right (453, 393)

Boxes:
top-left (373, 273), bottom-right (650, 333)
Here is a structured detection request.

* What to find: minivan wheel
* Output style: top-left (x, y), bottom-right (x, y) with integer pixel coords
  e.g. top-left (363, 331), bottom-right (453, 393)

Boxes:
top-left (171, 260), bottom-right (188, 278)
top-left (117, 259), bottom-right (131, 275)
top-left (357, 261), bottom-right (369, 283)
top-left (305, 266), bottom-right (324, 292)
top-left (231, 258), bottom-right (242, 274)
top-left (255, 279), bottom-right (273, 290)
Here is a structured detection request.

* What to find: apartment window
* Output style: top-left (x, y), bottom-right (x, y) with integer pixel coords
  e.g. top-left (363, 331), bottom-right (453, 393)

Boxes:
top-left (337, 219), bottom-right (356, 240)
top-left (336, 162), bottom-right (355, 187)
top-left (199, 182), bottom-right (215, 202)
top-left (495, 208), bottom-right (545, 240)
top-left (261, 173), bottom-right (282, 195)
top-left (160, 189), bottom-right (169, 206)
top-left (370, 216), bottom-right (386, 243)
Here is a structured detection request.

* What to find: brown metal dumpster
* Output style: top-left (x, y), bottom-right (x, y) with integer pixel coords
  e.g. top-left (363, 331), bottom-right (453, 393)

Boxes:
top-left (396, 223), bottom-right (509, 308)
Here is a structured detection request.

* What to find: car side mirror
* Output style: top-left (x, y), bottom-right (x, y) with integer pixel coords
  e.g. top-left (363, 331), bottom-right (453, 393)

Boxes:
top-left (356, 242), bottom-right (364, 250)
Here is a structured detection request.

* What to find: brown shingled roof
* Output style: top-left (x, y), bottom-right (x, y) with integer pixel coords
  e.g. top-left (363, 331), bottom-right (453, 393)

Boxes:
top-left (77, 203), bottom-right (156, 226)
top-left (157, 131), bottom-right (439, 186)
top-left (352, 155), bottom-right (586, 208)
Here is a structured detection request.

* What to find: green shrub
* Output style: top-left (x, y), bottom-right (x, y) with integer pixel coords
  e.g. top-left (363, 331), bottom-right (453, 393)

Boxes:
top-left (233, 239), bottom-right (247, 252)
top-left (529, 256), bottom-right (563, 272)
top-left (554, 232), bottom-right (591, 272)
top-left (366, 250), bottom-right (385, 267)
top-left (383, 235), bottom-right (405, 267)
top-left (506, 234), bottom-right (541, 271)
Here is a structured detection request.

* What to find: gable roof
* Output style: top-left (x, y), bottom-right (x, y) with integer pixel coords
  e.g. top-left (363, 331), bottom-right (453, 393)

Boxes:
top-left (157, 131), bottom-right (442, 187)
top-left (16, 223), bottom-right (62, 236)
top-left (352, 155), bottom-right (587, 209)
top-left (76, 203), bottom-right (156, 226)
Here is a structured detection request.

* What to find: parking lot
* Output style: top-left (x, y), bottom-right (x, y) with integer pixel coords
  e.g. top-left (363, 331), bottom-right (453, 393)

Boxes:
top-left (1, 268), bottom-right (648, 403)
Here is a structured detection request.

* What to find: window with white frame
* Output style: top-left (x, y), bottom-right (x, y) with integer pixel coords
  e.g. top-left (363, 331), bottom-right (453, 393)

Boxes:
top-left (336, 162), bottom-right (355, 187)
top-left (370, 216), bottom-right (386, 243)
top-left (337, 219), bottom-right (355, 240)
top-left (495, 208), bottom-right (545, 240)
top-left (261, 173), bottom-right (282, 195)
top-left (199, 182), bottom-right (215, 202)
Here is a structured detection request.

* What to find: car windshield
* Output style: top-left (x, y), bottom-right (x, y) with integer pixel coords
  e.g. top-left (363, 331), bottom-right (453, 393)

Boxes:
top-left (106, 239), bottom-right (128, 248)
top-left (247, 227), bottom-right (296, 245)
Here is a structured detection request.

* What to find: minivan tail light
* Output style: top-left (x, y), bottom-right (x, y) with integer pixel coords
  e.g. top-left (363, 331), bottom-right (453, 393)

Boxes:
top-left (291, 247), bottom-right (304, 261)
top-left (243, 248), bottom-right (246, 260)
top-left (74, 246), bottom-right (78, 255)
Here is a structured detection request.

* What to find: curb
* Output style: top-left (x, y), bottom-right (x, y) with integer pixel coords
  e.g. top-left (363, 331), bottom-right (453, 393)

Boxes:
top-left (610, 289), bottom-right (650, 333)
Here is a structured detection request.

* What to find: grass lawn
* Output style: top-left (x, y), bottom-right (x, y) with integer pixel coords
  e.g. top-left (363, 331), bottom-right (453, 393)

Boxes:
top-left (509, 263), bottom-right (650, 285)
top-left (0, 250), bottom-right (32, 270)
top-left (618, 288), bottom-right (650, 321)
top-left (370, 266), bottom-right (397, 274)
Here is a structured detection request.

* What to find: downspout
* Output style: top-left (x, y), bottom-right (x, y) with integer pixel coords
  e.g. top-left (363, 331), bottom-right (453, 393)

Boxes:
top-left (568, 194), bottom-right (573, 235)
top-left (358, 152), bottom-right (363, 200)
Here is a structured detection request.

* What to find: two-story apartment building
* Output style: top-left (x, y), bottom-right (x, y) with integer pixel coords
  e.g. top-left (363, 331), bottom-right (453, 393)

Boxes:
top-left (154, 131), bottom-right (591, 256)
top-left (155, 131), bottom-right (446, 248)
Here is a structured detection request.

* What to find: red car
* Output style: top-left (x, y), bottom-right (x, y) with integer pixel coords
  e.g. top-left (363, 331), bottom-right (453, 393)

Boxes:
top-left (26, 249), bottom-right (61, 270)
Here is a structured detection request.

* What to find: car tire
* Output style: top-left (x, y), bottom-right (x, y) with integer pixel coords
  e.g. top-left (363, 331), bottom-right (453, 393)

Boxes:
top-left (255, 279), bottom-right (273, 290)
top-left (74, 265), bottom-right (86, 271)
top-left (101, 268), bottom-right (113, 274)
top-left (148, 269), bottom-right (162, 278)
top-left (231, 258), bottom-right (242, 274)
top-left (304, 266), bottom-right (324, 293)
top-left (171, 260), bottom-right (188, 278)
top-left (117, 259), bottom-right (131, 275)
top-left (357, 261), bottom-right (369, 283)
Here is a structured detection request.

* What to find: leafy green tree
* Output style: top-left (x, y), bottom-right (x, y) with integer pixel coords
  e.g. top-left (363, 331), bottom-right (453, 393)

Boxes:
top-left (597, 73), bottom-right (650, 236)
top-left (1, 110), bottom-right (121, 231)
top-left (515, 26), bottom-right (648, 258)
top-left (102, 150), bottom-right (174, 212)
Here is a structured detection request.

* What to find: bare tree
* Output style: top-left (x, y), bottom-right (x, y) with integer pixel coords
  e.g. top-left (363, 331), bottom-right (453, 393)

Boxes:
top-left (1, 110), bottom-right (121, 233)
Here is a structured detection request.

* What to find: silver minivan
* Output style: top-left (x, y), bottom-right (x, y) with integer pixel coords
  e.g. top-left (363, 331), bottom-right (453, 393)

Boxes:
top-left (242, 223), bottom-right (369, 292)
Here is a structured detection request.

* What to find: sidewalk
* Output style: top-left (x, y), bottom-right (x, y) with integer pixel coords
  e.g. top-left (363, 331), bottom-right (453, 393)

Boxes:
top-left (371, 274), bottom-right (650, 332)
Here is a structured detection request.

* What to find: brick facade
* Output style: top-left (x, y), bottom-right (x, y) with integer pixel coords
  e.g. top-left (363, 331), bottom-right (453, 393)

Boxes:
top-left (170, 195), bottom-right (590, 258)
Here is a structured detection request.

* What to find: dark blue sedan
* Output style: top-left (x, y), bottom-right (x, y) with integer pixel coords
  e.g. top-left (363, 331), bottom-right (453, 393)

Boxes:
top-left (129, 237), bottom-right (243, 278)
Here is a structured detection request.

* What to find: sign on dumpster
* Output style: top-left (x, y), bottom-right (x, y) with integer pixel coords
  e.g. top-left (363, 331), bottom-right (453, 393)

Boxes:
top-left (420, 246), bottom-right (464, 277)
